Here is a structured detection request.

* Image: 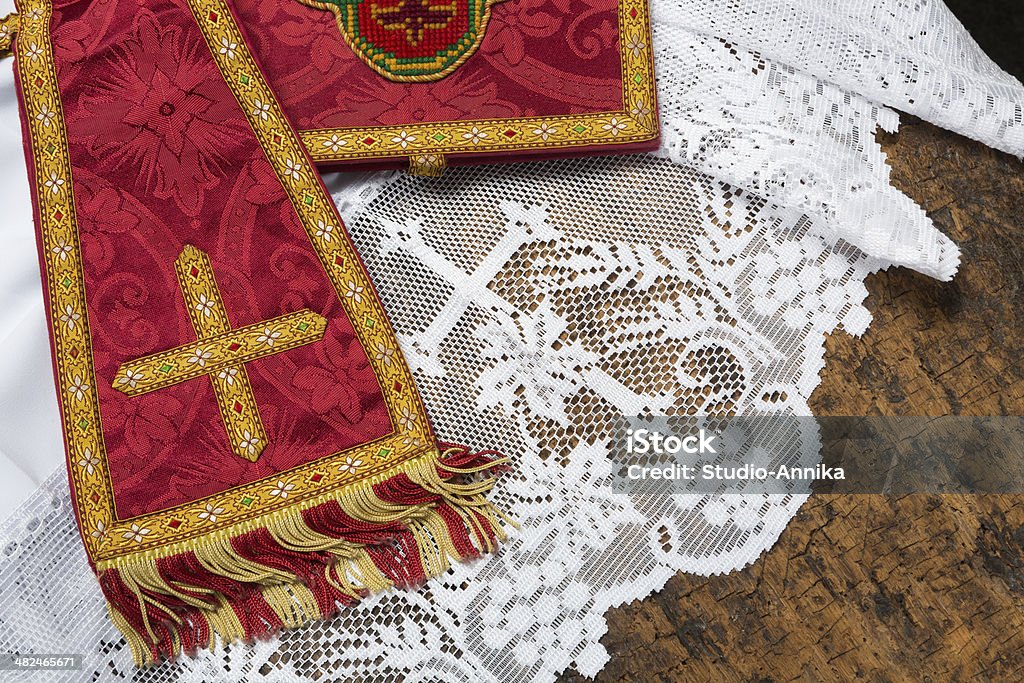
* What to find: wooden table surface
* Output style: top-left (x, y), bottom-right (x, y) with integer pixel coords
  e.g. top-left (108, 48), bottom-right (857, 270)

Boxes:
top-left (557, 119), bottom-right (1024, 682)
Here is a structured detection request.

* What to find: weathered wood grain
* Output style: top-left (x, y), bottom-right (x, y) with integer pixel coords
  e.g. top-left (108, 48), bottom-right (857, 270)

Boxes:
top-left (556, 119), bottom-right (1024, 682)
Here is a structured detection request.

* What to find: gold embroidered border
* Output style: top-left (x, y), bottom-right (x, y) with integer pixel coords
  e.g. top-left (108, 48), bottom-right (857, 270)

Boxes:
top-left (113, 309), bottom-right (327, 397)
top-left (0, 11), bottom-right (18, 55)
top-left (16, 0), bottom-right (436, 564)
top-left (172, 245), bottom-right (269, 462)
top-left (298, 0), bottom-right (658, 161)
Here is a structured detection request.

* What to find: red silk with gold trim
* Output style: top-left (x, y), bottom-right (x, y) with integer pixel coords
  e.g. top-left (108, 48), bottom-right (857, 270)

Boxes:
top-left (11, 0), bottom-right (506, 664)
top-left (231, 0), bottom-right (660, 169)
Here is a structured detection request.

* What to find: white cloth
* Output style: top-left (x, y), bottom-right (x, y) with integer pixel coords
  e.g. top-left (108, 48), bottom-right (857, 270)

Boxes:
top-left (0, 0), bottom-right (1021, 681)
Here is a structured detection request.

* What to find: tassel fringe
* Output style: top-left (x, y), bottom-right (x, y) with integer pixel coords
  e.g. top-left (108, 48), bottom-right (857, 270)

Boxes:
top-left (99, 445), bottom-right (512, 665)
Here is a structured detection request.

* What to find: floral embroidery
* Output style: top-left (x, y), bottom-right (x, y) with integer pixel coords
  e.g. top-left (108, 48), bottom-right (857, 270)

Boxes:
top-left (252, 99), bottom-right (271, 120)
top-left (35, 104), bottom-right (56, 127)
top-left (322, 134), bottom-right (346, 152)
top-left (532, 122), bottom-right (557, 141)
top-left (374, 342), bottom-right (395, 366)
top-left (315, 220), bottom-right (335, 242)
top-left (343, 281), bottom-right (364, 302)
top-left (51, 241), bottom-right (72, 260)
top-left (60, 304), bottom-right (80, 329)
top-left (67, 375), bottom-right (89, 401)
top-left (256, 327), bottom-right (282, 346)
top-left (284, 158), bottom-right (303, 180)
top-left (392, 130), bottom-right (417, 149)
top-left (198, 503), bottom-right (224, 522)
top-left (217, 36), bottom-right (237, 59)
top-left (397, 405), bottom-right (417, 432)
top-left (188, 346), bottom-right (213, 367)
top-left (462, 126), bottom-right (488, 145)
top-left (76, 12), bottom-right (249, 216)
top-left (193, 293), bottom-right (216, 317)
top-left (269, 480), bottom-right (295, 498)
top-left (78, 448), bottom-right (99, 475)
top-left (217, 367), bottom-right (238, 385)
top-left (44, 172), bottom-right (65, 194)
top-left (90, 520), bottom-right (109, 542)
top-left (337, 456), bottom-right (362, 474)
top-left (122, 523), bottom-right (151, 543)
top-left (116, 368), bottom-right (145, 390)
top-left (625, 35), bottom-right (647, 58)
top-left (602, 117), bottom-right (627, 136)
top-left (237, 430), bottom-right (261, 457)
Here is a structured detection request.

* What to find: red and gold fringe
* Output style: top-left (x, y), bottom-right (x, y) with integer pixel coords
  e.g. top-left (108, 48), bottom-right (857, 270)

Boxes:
top-left (98, 445), bottom-right (510, 665)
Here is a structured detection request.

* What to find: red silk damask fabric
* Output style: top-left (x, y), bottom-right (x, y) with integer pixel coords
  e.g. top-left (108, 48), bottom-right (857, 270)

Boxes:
top-left (231, 0), bottom-right (660, 167)
top-left (234, 0), bottom-right (625, 127)
top-left (14, 0), bottom-right (507, 664)
top-left (52, 5), bottom-right (390, 517)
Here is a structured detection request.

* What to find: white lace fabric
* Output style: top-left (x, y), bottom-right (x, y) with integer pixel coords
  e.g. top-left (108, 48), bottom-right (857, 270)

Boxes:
top-left (1, 0), bottom-right (1022, 681)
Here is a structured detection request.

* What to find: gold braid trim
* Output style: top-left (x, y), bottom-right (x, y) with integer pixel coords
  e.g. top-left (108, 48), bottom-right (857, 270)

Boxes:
top-left (106, 449), bottom-right (511, 665)
top-left (0, 12), bottom-right (18, 57)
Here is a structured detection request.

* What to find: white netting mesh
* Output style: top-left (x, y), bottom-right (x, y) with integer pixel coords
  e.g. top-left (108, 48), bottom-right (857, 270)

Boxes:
top-left (1, 0), bottom-right (1022, 681)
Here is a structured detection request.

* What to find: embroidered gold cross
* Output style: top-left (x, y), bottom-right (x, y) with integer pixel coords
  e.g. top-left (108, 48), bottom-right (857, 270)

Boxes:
top-left (112, 246), bottom-right (327, 461)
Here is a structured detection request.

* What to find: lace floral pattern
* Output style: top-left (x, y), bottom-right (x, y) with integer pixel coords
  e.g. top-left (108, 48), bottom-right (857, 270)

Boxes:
top-left (0, 156), bottom-right (875, 680)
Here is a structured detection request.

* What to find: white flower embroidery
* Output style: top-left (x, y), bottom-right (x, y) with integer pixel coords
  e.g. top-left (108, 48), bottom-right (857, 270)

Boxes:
top-left (251, 99), bottom-right (271, 121)
top-left (257, 327), bottom-right (281, 347)
top-left (270, 480), bottom-right (295, 499)
top-left (238, 429), bottom-right (260, 456)
top-left (194, 293), bottom-right (216, 317)
top-left (90, 520), bottom-right (109, 542)
top-left (188, 347), bottom-right (213, 367)
top-left (337, 456), bottom-right (363, 475)
top-left (602, 117), bottom-right (628, 136)
top-left (35, 104), bottom-right (56, 128)
top-left (462, 126), bottom-right (488, 145)
top-left (315, 220), bottom-right (335, 242)
top-left (397, 405), bottom-right (417, 432)
top-left (117, 368), bottom-right (145, 390)
top-left (630, 99), bottom-right (652, 119)
top-left (391, 130), bottom-right (417, 149)
top-left (625, 36), bottom-right (647, 58)
top-left (77, 448), bottom-right (99, 475)
top-left (198, 503), bottom-right (224, 523)
top-left (25, 42), bottom-right (43, 62)
top-left (284, 158), bottom-right (303, 181)
top-left (44, 172), bottom-right (65, 194)
top-left (374, 342), bottom-right (395, 366)
top-left (532, 122), bottom-right (558, 141)
top-left (60, 304), bottom-right (80, 330)
top-left (322, 134), bottom-right (347, 152)
top-left (402, 435), bottom-right (424, 448)
top-left (343, 281), bottom-right (364, 303)
top-left (218, 37), bottom-right (237, 59)
top-left (217, 367), bottom-right (238, 385)
top-left (28, 8), bottom-right (44, 21)
top-left (67, 375), bottom-right (88, 402)
top-left (51, 241), bottom-right (73, 261)
top-left (123, 523), bottom-right (150, 543)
